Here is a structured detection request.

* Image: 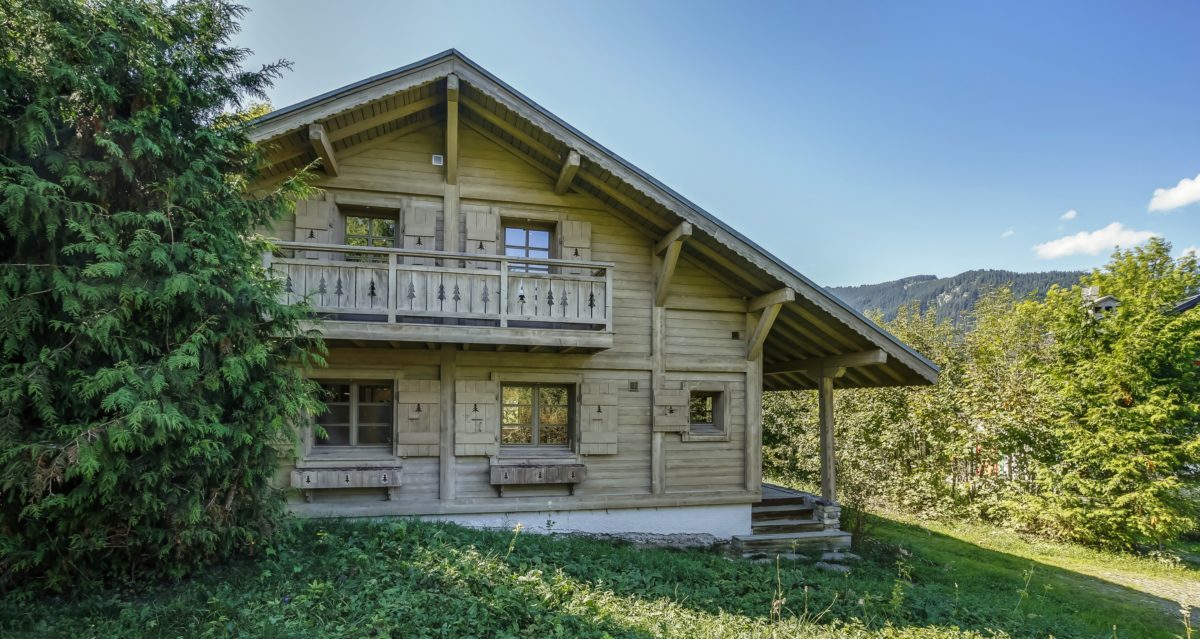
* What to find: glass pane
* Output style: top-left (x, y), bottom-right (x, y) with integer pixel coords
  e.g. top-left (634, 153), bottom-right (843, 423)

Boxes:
top-left (539, 406), bottom-right (568, 426)
top-left (505, 228), bottom-right (526, 245)
top-left (316, 404), bottom-right (351, 425)
top-left (346, 217), bottom-right (370, 236)
top-left (372, 238), bottom-right (394, 248)
top-left (358, 405), bottom-right (392, 425)
top-left (539, 423), bottom-right (567, 446)
top-left (502, 405), bottom-right (532, 426)
top-left (373, 219), bottom-right (396, 238)
top-left (502, 424), bottom-right (533, 444)
top-left (503, 385), bottom-right (533, 405)
top-left (528, 249), bottom-right (549, 260)
top-left (321, 383), bottom-right (351, 401)
top-left (529, 230), bottom-right (550, 249)
top-left (360, 385), bottom-right (392, 403)
top-left (345, 236), bottom-right (368, 247)
top-left (690, 393), bottom-right (715, 425)
top-left (315, 425), bottom-right (351, 446)
top-left (505, 247), bottom-right (528, 258)
top-left (540, 386), bottom-right (568, 406)
top-left (357, 425), bottom-right (391, 445)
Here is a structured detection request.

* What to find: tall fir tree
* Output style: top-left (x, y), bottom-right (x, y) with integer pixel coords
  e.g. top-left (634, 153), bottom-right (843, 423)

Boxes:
top-left (0, 0), bottom-right (322, 590)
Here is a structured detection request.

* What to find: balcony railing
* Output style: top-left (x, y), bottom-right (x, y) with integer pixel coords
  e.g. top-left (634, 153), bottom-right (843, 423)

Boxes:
top-left (265, 241), bottom-right (614, 333)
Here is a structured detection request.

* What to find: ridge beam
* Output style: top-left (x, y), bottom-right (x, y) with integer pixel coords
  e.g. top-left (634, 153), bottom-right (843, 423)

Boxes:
top-left (308, 123), bottom-right (339, 176)
top-left (554, 150), bottom-right (581, 195)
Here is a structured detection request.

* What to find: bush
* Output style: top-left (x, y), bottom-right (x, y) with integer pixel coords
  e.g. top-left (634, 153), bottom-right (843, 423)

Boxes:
top-left (0, 0), bottom-right (322, 591)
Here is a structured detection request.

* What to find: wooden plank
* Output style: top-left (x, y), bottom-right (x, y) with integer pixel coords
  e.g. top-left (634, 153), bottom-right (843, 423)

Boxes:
top-left (309, 123), bottom-right (339, 176)
top-left (440, 345), bottom-right (456, 500)
top-left (654, 239), bottom-right (683, 307)
top-left (460, 96), bottom-right (561, 162)
top-left (554, 150), bottom-right (581, 195)
top-left (818, 371), bottom-right (839, 503)
top-left (327, 94), bottom-right (443, 144)
top-left (746, 303), bottom-right (783, 361)
top-left (445, 74), bottom-right (459, 185)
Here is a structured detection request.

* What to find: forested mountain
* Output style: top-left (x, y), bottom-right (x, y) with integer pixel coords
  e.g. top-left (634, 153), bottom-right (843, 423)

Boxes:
top-left (830, 269), bottom-right (1085, 322)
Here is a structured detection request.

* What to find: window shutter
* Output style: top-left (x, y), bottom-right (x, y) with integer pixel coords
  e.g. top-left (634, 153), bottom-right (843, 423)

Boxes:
top-left (560, 220), bottom-right (592, 275)
top-left (464, 206), bottom-right (500, 270)
top-left (294, 197), bottom-right (333, 258)
top-left (579, 382), bottom-right (619, 455)
top-left (395, 380), bottom-right (440, 457)
top-left (454, 379), bottom-right (499, 456)
top-left (402, 202), bottom-right (438, 265)
top-left (652, 381), bottom-right (689, 432)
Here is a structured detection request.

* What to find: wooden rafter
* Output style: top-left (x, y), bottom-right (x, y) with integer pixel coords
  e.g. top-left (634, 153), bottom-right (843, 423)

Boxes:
top-left (308, 123), bottom-right (339, 176)
top-left (327, 94), bottom-right (443, 144)
top-left (764, 349), bottom-right (887, 376)
top-left (459, 96), bottom-right (561, 162)
top-left (554, 150), bottom-right (581, 195)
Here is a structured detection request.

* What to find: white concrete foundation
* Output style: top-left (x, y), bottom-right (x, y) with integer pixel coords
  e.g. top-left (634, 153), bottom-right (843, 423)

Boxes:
top-left (421, 503), bottom-right (751, 541)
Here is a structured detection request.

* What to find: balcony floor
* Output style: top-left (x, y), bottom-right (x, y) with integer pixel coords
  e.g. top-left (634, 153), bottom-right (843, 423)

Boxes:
top-left (306, 320), bottom-right (613, 352)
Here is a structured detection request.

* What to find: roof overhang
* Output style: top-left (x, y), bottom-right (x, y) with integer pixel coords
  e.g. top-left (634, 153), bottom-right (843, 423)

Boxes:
top-left (247, 49), bottom-right (940, 390)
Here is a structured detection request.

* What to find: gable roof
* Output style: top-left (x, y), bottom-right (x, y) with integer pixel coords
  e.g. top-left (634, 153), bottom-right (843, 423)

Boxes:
top-left (1173, 293), bottom-right (1200, 314)
top-left (248, 49), bottom-right (939, 390)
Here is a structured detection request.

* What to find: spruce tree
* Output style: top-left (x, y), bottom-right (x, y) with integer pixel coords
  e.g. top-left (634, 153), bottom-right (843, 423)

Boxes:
top-left (0, 0), bottom-right (322, 590)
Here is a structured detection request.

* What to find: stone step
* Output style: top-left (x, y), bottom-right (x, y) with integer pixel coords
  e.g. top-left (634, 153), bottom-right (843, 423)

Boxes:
top-left (751, 517), bottom-right (824, 534)
top-left (732, 530), bottom-right (852, 555)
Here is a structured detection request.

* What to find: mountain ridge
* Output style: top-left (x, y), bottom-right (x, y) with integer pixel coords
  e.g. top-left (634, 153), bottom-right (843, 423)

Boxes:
top-left (829, 269), bottom-right (1085, 322)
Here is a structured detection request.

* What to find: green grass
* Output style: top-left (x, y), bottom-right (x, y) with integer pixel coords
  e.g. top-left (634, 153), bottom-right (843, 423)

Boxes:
top-left (1, 515), bottom-right (1194, 639)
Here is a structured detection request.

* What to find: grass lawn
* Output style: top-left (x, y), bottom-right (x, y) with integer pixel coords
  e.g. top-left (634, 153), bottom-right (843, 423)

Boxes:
top-left (1, 515), bottom-right (1195, 639)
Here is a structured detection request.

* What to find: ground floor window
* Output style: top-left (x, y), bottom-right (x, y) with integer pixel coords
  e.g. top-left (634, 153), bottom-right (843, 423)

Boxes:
top-left (688, 389), bottom-right (723, 435)
top-left (314, 381), bottom-right (393, 447)
top-left (501, 383), bottom-right (572, 447)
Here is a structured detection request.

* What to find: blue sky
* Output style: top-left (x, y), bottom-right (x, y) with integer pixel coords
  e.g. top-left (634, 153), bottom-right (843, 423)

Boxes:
top-left (236, 1), bottom-right (1199, 286)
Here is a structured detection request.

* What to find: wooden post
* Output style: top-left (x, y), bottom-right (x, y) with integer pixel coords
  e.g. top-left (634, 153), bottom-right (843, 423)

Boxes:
top-left (445, 74), bottom-right (459, 185)
top-left (817, 366), bottom-right (844, 503)
top-left (744, 328), bottom-right (763, 493)
top-left (439, 344), bottom-right (457, 500)
top-left (386, 252), bottom-right (397, 323)
top-left (651, 244), bottom-right (667, 494)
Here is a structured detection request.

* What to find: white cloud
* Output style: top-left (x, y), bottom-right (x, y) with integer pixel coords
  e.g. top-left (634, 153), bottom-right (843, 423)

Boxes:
top-left (1000, 228), bottom-right (1015, 239)
top-left (1060, 209), bottom-right (1077, 221)
top-left (1182, 246), bottom-right (1199, 258)
top-left (1148, 172), bottom-right (1200, 212)
top-left (1033, 222), bottom-right (1159, 259)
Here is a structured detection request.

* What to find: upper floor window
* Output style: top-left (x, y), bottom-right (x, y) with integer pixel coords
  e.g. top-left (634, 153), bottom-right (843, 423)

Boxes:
top-left (504, 224), bottom-right (551, 273)
top-left (315, 381), bottom-right (393, 448)
top-left (501, 383), bottom-right (571, 447)
top-left (345, 214), bottom-right (396, 262)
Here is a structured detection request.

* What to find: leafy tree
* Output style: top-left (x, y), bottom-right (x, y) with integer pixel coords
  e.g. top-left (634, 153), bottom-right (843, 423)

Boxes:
top-left (0, 0), bottom-right (322, 591)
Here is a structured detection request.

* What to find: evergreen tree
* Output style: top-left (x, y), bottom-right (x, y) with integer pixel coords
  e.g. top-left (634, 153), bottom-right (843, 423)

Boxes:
top-left (0, 0), bottom-right (322, 590)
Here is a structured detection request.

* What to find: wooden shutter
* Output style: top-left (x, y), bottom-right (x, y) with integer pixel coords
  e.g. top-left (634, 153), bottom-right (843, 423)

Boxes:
top-left (579, 382), bottom-right (619, 455)
top-left (652, 382), bottom-right (689, 432)
top-left (293, 197), bottom-right (333, 258)
top-left (395, 380), bottom-right (440, 457)
top-left (402, 201), bottom-right (438, 265)
top-left (454, 379), bottom-right (499, 456)
top-left (464, 206), bottom-right (500, 270)
top-left (560, 220), bottom-right (592, 275)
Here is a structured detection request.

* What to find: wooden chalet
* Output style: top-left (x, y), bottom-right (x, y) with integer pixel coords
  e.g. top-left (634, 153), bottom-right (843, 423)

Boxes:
top-left (248, 50), bottom-right (938, 551)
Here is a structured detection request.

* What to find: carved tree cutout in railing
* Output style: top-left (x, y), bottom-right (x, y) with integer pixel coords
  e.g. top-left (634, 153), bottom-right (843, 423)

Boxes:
top-left (561, 290), bottom-right (569, 316)
top-left (436, 281), bottom-right (446, 311)
top-left (335, 277), bottom-right (344, 297)
top-left (452, 283), bottom-right (461, 310)
top-left (588, 291), bottom-right (596, 316)
top-left (406, 279), bottom-right (416, 309)
top-left (285, 275), bottom-right (294, 293)
top-left (546, 286), bottom-right (554, 312)
top-left (317, 277), bottom-right (327, 295)
top-left (518, 282), bottom-right (526, 309)
top-left (481, 283), bottom-right (490, 311)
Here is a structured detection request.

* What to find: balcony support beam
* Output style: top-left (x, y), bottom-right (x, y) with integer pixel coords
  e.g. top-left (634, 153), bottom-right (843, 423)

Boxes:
top-left (554, 150), bottom-right (581, 195)
top-left (654, 222), bottom-right (691, 307)
top-left (445, 74), bottom-right (459, 185)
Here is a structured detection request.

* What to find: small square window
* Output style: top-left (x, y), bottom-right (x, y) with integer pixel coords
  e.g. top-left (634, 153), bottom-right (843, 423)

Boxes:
top-left (688, 390), bottom-right (723, 435)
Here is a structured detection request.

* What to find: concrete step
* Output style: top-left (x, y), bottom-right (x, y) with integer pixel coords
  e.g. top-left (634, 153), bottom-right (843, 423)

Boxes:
top-left (753, 494), bottom-right (809, 507)
top-left (732, 530), bottom-right (852, 555)
top-left (751, 517), bottom-right (824, 534)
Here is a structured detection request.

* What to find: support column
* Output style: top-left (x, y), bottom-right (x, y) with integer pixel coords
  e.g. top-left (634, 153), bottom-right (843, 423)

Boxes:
top-left (439, 344), bottom-right (457, 500)
top-left (817, 366), bottom-right (843, 503)
top-left (650, 303), bottom-right (666, 494)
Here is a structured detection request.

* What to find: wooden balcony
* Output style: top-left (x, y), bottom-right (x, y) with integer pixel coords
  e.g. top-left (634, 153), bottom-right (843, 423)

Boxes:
top-left (265, 241), bottom-right (614, 351)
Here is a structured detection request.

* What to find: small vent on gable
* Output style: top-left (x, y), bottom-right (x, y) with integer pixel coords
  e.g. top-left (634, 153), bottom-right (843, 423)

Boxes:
top-left (431, 154), bottom-right (445, 166)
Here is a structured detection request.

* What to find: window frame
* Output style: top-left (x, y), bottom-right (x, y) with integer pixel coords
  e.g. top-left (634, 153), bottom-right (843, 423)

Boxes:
top-left (502, 221), bottom-right (555, 273)
top-left (310, 379), bottom-right (395, 451)
top-left (342, 210), bottom-right (398, 262)
top-left (500, 382), bottom-right (574, 449)
top-left (683, 383), bottom-right (730, 442)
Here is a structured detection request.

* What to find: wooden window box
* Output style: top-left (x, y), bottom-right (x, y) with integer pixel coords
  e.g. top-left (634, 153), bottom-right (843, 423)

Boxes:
top-left (290, 466), bottom-right (402, 502)
top-left (489, 461), bottom-right (587, 497)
